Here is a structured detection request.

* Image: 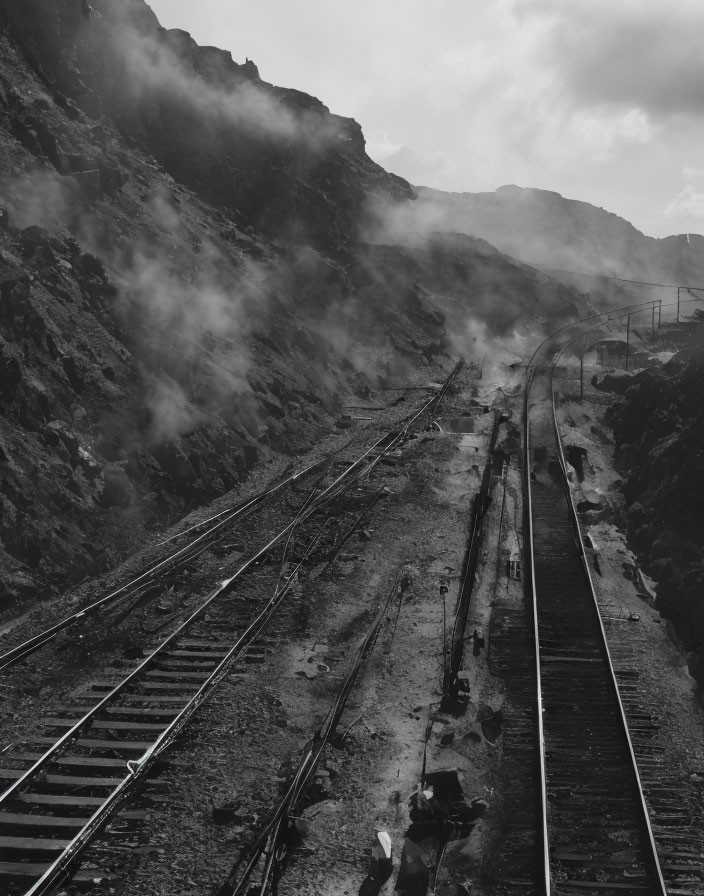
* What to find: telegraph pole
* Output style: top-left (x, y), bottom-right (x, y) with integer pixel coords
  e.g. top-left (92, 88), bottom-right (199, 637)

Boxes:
top-left (625, 313), bottom-right (631, 371)
top-left (677, 286), bottom-right (681, 322)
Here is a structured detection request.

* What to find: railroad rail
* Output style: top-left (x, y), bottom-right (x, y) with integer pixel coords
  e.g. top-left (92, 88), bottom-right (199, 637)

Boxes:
top-left (0, 363), bottom-right (464, 676)
top-left (0, 460), bottom-right (324, 672)
top-left (524, 323), bottom-right (667, 895)
top-left (217, 569), bottom-right (406, 896)
top-left (0, 363), bottom-right (463, 895)
top-left (444, 407), bottom-right (503, 698)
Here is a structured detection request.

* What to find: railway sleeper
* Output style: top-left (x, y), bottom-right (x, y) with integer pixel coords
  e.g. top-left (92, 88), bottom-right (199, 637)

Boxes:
top-left (157, 659), bottom-right (221, 671)
top-left (29, 736), bottom-right (158, 753)
top-left (552, 882), bottom-right (653, 892)
top-left (41, 718), bottom-right (169, 734)
top-left (4, 754), bottom-right (151, 775)
top-left (116, 692), bottom-right (204, 703)
top-left (0, 836), bottom-right (73, 860)
top-left (16, 794), bottom-right (114, 810)
top-left (0, 813), bottom-right (90, 831)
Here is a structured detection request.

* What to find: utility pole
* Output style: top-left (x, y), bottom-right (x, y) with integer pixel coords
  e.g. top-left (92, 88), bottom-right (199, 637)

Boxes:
top-left (625, 313), bottom-right (631, 371)
top-left (652, 304), bottom-right (655, 335)
top-left (677, 286), bottom-right (681, 322)
top-left (579, 333), bottom-right (587, 400)
top-left (658, 299), bottom-right (662, 329)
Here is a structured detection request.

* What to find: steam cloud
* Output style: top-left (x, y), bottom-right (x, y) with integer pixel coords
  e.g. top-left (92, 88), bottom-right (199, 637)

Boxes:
top-left (105, 12), bottom-right (343, 153)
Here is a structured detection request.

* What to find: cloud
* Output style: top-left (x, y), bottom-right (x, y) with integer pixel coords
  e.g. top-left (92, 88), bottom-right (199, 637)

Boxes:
top-left (575, 108), bottom-right (656, 163)
top-left (141, 0), bottom-right (704, 237)
top-left (514, 0), bottom-right (704, 116)
top-left (365, 130), bottom-right (403, 162)
top-left (664, 185), bottom-right (704, 221)
top-left (103, 9), bottom-right (342, 154)
top-left (379, 145), bottom-right (457, 190)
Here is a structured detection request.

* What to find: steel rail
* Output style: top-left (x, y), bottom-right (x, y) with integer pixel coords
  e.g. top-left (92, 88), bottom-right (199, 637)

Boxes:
top-left (4, 362), bottom-right (465, 896)
top-left (0, 364), bottom-right (461, 676)
top-left (220, 363), bottom-right (466, 896)
top-left (522, 299), bottom-right (692, 895)
top-left (548, 378), bottom-right (666, 894)
top-left (0, 459), bottom-right (324, 672)
top-left (542, 295), bottom-right (704, 891)
top-left (0, 429), bottom-right (393, 812)
top-left (444, 408), bottom-right (503, 695)
top-left (10, 440), bottom-right (395, 895)
top-left (521, 298), bottom-right (658, 896)
top-left (21, 516), bottom-right (330, 896)
top-left (221, 570), bottom-right (404, 896)
top-left (522, 363), bottom-right (551, 896)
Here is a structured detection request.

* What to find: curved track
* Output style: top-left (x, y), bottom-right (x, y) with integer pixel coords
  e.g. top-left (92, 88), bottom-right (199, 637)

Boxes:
top-left (525, 332), bottom-right (666, 895)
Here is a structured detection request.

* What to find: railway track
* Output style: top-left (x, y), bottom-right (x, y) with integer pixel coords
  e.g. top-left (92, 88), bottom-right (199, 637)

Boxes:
top-left (0, 459), bottom-right (325, 672)
top-left (0, 362), bottom-right (462, 678)
top-left (525, 333), bottom-right (667, 895)
top-left (0, 364), bottom-right (463, 895)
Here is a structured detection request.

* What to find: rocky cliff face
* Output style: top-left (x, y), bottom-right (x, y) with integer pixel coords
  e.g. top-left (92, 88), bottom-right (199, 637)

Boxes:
top-left (2, 0), bottom-right (413, 254)
top-left (0, 0), bottom-right (582, 612)
top-left (606, 332), bottom-right (704, 682)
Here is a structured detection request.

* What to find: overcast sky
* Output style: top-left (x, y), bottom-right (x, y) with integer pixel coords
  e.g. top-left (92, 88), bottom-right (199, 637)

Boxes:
top-left (147, 0), bottom-right (704, 239)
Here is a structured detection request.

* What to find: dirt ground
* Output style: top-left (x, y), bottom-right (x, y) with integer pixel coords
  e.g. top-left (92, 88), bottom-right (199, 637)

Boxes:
top-left (67, 363), bottom-right (521, 896)
top-left (0, 361), bottom-right (526, 896)
top-left (4, 347), bottom-right (703, 896)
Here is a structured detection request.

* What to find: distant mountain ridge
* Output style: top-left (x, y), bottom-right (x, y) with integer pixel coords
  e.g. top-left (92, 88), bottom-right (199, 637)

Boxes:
top-left (398, 184), bottom-right (704, 289)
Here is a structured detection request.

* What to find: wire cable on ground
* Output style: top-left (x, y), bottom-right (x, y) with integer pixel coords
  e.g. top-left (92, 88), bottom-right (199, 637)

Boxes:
top-left (219, 569), bottom-right (405, 896)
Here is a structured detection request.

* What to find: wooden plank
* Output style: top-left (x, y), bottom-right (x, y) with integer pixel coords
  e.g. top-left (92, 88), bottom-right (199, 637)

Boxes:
top-left (14, 796), bottom-right (147, 822)
top-left (0, 768), bottom-right (34, 780)
top-left (74, 739), bottom-right (154, 752)
top-left (89, 720), bottom-right (168, 732)
top-left (0, 835), bottom-right (71, 851)
top-left (559, 883), bottom-right (650, 891)
top-left (175, 639), bottom-right (227, 648)
top-left (45, 774), bottom-right (124, 787)
top-left (8, 755), bottom-right (132, 771)
top-left (30, 737), bottom-right (155, 752)
top-left (167, 650), bottom-right (228, 658)
top-left (0, 768), bottom-right (123, 787)
top-left (0, 861), bottom-right (49, 877)
top-left (0, 862), bottom-right (115, 882)
top-left (162, 656), bottom-right (220, 666)
top-left (102, 707), bottom-right (179, 718)
top-left (0, 813), bottom-right (86, 829)
top-left (120, 693), bottom-right (191, 703)
top-left (17, 794), bottom-right (104, 808)
top-left (144, 670), bottom-right (210, 680)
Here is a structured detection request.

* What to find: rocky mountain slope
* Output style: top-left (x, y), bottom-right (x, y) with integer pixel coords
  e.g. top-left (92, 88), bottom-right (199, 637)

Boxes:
top-left (378, 183), bottom-right (704, 288)
top-left (606, 330), bottom-right (704, 684)
top-left (0, 0), bottom-right (582, 612)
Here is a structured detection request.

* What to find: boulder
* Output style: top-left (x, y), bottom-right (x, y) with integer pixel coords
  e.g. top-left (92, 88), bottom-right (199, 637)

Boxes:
top-left (592, 370), bottom-right (634, 395)
top-left (97, 463), bottom-right (133, 508)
